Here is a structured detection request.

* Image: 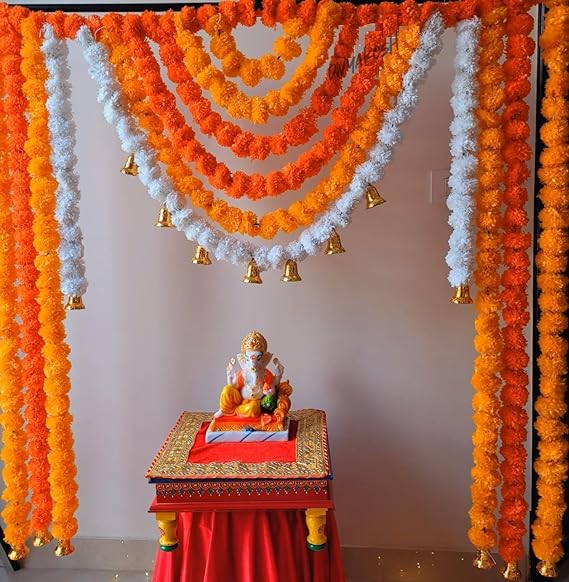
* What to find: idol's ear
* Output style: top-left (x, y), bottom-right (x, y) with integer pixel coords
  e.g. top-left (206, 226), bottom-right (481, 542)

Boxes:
top-left (261, 352), bottom-right (272, 367)
top-left (237, 353), bottom-right (247, 370)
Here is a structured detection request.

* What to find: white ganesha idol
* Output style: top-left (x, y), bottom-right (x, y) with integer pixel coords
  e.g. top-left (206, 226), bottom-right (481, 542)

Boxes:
top-left (206, 331), bottom-right (293, 443)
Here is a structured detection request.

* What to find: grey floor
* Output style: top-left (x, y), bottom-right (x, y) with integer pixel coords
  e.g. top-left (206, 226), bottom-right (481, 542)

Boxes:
top-left (0, 571), bottom-right (150, 581)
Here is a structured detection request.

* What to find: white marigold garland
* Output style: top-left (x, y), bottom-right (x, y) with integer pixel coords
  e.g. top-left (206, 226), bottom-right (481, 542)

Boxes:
top-left (446, 17), bottom-right (481, 288)
top-left (75, 13), bottom-right (444, 271)
top-left (42, 26), bottom-right (87, 298)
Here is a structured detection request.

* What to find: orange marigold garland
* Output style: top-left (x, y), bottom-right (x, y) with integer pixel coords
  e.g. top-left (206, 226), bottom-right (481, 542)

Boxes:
top-left (172, 0), bottom-right (343, 123)
top-left (531, 0), bottom-right (569, 575)
top-left (0, 7), bottom-right (31, 559)
top-left (468, 0), bottom-right (506, 566)
top-left (100, 16), bottom-right (419, 238)
top-left (21, 13), bottom-right (79, 553)
top-left (142, 8), bottom-right (360, 160)
top-left (497, 0), bottom-right (534, 575)
top-left (1, 6), bottom-right (53, 546)
top-left (121, 11), bottom-right (389, 201)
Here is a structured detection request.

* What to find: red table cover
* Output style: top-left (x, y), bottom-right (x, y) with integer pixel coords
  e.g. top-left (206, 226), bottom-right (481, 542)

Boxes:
top-left (152, 509), bottom-right (345, 582)
top-left (188, 422), bottom-right (298, 465)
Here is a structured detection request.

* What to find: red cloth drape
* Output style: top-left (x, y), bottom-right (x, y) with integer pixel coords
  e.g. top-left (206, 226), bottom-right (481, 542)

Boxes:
top-left (188, 422), bottom-right (298, 465)
top-left (152, 509), bottom-right (345, 582)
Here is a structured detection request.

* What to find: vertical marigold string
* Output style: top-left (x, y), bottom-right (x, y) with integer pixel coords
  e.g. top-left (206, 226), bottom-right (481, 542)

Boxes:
top-left (531, 0), bottom-right (569, 576)
top-left (0, 7), bottom-right (54, 548)
top-left (21, 13), bottom-right (79, 555)
top-left (497, 0), bottom-right (534, 577)
top-left (468, 0), bottom-right (506, 568)
top-left (0, 6), bottom-right (31, 559)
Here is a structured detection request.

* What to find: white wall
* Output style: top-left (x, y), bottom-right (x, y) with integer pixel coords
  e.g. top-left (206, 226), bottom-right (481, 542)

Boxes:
top-left (61, 18), bottom-right (533, 551)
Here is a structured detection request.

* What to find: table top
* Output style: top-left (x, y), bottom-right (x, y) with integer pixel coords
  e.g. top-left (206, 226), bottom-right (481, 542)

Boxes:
top-left (146, 409), bottom-right (331, 482)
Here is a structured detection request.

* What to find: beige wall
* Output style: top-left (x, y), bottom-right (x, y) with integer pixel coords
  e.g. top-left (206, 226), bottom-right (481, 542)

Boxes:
top-left (61, 16), bottom-right (534, 551)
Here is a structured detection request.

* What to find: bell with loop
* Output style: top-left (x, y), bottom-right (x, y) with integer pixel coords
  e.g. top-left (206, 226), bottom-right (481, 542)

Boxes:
top-left (32, 530), bottom-right (53, 548)
top-left (243, 259), bottom-right (262, 284)
top-left (192, 246), bottom-right (212, 266)
top-left (537, 561), bottom-right (558, 578)
top-left (65, 295), bottom-right (85, 311)
top-left (450, 283), bottom-right (473, 305)
top-left (54, 539), bottom-right (74, 557)
top-left (366, 184), bottom-right (386, 209)
top-left (120, 153), bottom-right (138, 176)
top-left (8, 544), bottom-right (28, 561)
top-left (281, 259), bottom-right (302, 282)
top-left (473, 549), bottom-right (496, 569)
top-left (155, 204), bottom-right (173, 228)
top-left (501, 562), bottom-right (521, 581)
top-left (325, 228), bottom-right (346, 255)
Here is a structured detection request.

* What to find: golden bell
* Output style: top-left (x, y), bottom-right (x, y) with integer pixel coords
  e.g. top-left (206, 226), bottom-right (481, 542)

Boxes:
top-left (243, 259), bottom-right (262, 284)
top-left (32, 530), bottom-right (53, 548)
top-left (537, 560), bottom-right (558, 578)
top-left (192, 245), bottom-right (212, 266)
top-left (54, 539), bottom-right (74, 557)
top-left (366, 184), bottom-right (386, 209)
top-left (473, 549), bottom-right (496, 569)
top-left (120, 153), bottom-right (138, 176)
top-left (450, 283), bottom-right (473, 305)
top-left (325, 228), bottom-right (346, 255)
top-left (65, 295), bottom-right (85, 310)
top-left (7, 544), bottom-right (28, 560)
top-left (281, 260), bottom-right (302, 282)
top-left (501, 562), bottom-right (521, 581)
top-left (155, 204), bottom-right (173, 228)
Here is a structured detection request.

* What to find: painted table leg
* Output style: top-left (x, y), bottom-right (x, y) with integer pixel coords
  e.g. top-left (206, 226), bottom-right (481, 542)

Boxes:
top-left (156, 512), bottom-right (178, 552)
top-left (305, 508), bottom-right (328, 551)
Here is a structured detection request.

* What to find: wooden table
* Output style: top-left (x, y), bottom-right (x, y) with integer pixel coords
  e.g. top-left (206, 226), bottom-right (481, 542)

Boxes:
top-left (146, 409), bottom-right (334, 552)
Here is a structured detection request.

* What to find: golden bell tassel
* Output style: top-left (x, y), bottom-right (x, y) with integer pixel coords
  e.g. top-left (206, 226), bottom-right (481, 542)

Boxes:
top-left (65, 295), bottom-right (85, 310)
top-left (155, 204), bottom-right (173, 228)
top-left (501, 562), bottom-right (521, 581)
top-left (120, 153), bottom-right (138, 176)
top-left (473, 549), bottom-right (496, 569)
top-left (366, 184), bottom-right (386, 209)
top-left (450, 283), bottom-right (473, 304)
top-left (537, 560), bottom-right (558, 578)
top-left (54, 539), bottom-right (74, 557)
top-left (7, 544), bottom-right (28, 561)
top-left (192, 245), bottom-right (212, 266)
top-left (281, 259), bottom-right (302, 282)
top-left (32, 530), bottom-right (53, 548)
top-left (243, 259), bottom-right (262, 284)
top-left (325, 228), bottom-right (346, 255)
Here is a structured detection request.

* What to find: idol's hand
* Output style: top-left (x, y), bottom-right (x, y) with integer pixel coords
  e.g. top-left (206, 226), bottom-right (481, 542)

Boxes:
top-left (273, 358), bottom-right (284, 382)
top-left (226, 358), bottom-right (237, 385)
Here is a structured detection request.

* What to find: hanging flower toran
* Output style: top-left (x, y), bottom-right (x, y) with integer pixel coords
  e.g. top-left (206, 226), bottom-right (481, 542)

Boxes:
top-left (468, 0), bottom-right (506, 569)
top-left (531, 0), bottom-right (569, 576)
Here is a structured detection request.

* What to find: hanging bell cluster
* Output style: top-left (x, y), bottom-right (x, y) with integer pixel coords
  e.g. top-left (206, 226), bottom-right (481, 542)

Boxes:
top-left (501, 562), bottom-right (521, 581)
top-left (243, 259), bottom-right (263, 284)
top-left (537, 561), bottom-right (558, 578)
top-left (192, 246), bottom-right (212, 266)
top-left (65, 295), bottom-right (85, 311)
top-left (155, 204), bottom-right (173, 228)
top-left (451, 283), bottom-right (473, 305)
top-left (281, 260), bottom-right (301, 282)
top-left (366, 184), bottom-right (386, 209)
top-left (325, 228), bottom-right (346, 255)
top-left (473, 549), bottom-right (495, 569)
top-left (120, 153), bottom-right (138, 176)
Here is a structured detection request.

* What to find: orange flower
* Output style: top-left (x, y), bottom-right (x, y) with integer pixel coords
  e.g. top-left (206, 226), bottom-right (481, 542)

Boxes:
top-left (21, 13), bottom-right (79, 546)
